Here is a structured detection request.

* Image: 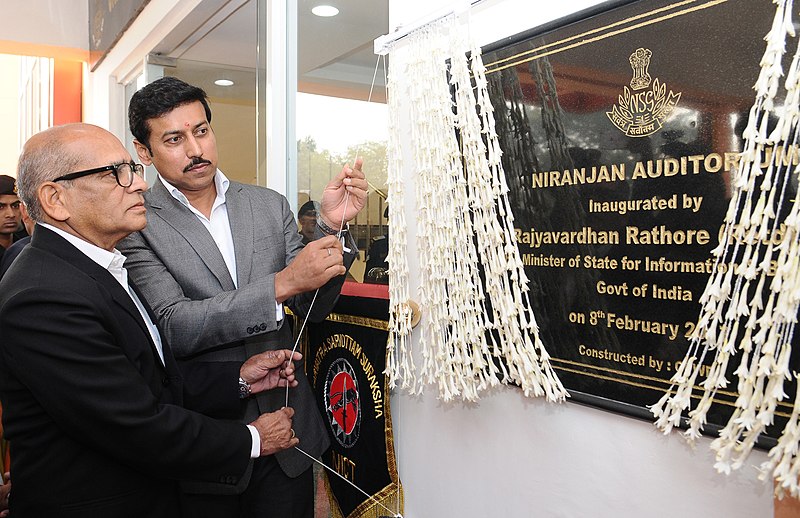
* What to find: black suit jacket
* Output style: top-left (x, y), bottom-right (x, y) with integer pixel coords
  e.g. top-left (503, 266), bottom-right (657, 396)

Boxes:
top-left (0, 235), bottom-right (30, 280)
top-left (0, 227), bottom-right (253, 517)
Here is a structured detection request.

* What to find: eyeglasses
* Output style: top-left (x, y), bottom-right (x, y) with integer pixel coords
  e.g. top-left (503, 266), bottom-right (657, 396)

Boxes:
top-left (53, 162), bottom-right (145, 188)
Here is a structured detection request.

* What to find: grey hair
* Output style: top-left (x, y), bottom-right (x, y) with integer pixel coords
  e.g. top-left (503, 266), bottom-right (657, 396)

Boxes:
top-left (17, 125), bottom-right (86, 222)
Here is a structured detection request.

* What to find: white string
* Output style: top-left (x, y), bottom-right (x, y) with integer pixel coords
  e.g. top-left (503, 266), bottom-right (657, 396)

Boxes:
top-left (280, 53), bottom-right (402, 517)
top-left (283, 50), bottom-right (381, 406)
top-left (283, 195), bottom-right (348, 408)
top-left (285, 288), bottom-right (319, 407)
top-left (294, 445), bottom-right (403, 518)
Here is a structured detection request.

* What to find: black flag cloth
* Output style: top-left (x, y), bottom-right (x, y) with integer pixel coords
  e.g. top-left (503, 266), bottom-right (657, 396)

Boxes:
top-left (307, 293), bottom-right (403, 518)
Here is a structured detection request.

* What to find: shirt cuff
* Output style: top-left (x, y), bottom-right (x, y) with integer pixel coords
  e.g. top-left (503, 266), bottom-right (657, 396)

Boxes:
top-left (247, 425), bottom-right (260, 458)
top-left (276, 302), bottom-right (283, 322)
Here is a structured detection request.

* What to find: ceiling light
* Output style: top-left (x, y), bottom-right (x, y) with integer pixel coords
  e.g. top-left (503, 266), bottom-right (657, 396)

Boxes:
top-left (214, 79), bottom-right (234, 87)
top-left (312, 5), bottom-right (339, 17)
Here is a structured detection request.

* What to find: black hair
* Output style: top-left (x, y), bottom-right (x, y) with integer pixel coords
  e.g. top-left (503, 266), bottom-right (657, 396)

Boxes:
top-left (128, 76), bottom-right (212, 153)
top-left (298, 200), bottom-right (320, 217)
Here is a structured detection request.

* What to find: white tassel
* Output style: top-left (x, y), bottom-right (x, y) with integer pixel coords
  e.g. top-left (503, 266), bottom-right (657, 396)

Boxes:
top-left (653, 0), bottom-right (800, 498)
top-left (385, 18), bottom-right (566, 403)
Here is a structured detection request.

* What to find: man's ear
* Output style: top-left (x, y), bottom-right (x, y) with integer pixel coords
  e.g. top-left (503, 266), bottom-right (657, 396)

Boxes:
top-left (133, 139), bottom-right (153, 166)
top-left (38, 183), bottom-right (70, 222)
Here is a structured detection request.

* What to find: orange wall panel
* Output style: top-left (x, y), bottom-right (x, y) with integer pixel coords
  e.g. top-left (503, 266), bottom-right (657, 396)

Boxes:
top-left (53, 60), bottom-right (82, 125)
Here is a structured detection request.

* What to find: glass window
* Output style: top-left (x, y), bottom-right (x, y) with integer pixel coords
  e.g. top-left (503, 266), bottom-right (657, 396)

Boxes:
top-left (296, 0), bottom-right (389, 284)
top-left (131, 0), bottom-right (389, 284)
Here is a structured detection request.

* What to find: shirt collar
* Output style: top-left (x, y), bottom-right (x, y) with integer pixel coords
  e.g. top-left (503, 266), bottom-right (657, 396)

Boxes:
top-left (159, 169), bottom-right (230, 210)
top-left (38, 222), bottom-right (126, 272)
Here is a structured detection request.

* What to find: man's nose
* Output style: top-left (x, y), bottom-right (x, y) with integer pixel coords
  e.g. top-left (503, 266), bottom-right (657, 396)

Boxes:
top-left (185, 135), bottom-right (203, 157)
top-left (128, 171), bottom-right (149, 193)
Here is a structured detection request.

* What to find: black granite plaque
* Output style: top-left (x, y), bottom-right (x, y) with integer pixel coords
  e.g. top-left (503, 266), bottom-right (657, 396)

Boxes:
top-left (483, 0), bottom-right (798, 443)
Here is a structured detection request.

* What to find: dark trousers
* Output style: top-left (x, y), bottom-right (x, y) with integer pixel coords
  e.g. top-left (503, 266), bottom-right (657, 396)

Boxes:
top-left (179, 455), bottom-right (314, 518)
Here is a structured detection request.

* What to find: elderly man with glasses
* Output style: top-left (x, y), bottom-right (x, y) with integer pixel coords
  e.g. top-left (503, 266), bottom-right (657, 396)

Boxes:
top-left (0, 123), bottom-right (307, 517)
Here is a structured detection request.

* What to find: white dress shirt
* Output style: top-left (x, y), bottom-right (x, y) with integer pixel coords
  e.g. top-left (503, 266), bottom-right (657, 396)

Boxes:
top-left (159, 170), bottom-right (283, 321)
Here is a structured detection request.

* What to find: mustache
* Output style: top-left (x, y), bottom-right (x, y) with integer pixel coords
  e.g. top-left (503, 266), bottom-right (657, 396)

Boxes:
top-left (183, 157), bottom-right (212, 172)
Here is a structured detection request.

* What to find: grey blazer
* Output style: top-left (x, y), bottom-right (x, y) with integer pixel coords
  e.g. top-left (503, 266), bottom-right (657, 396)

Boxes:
top-left (119, 178), bottom-right (355, 484)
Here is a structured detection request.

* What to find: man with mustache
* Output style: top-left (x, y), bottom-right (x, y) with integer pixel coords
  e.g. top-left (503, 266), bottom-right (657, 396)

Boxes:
top-left (0, 123), bottom-right (304, 517)
top-left (119, 77), bottom-right (368, 518)
top-left (0, 175), bottom-right (24, 264)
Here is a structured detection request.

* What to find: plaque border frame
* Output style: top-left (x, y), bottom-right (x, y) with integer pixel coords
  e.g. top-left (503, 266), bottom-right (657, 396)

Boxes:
top-left (479, 0), bottom-right (783, 449)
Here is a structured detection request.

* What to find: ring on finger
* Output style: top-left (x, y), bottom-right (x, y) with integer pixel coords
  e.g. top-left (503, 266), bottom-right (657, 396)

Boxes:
top-left (290, 429), bottom-right (296, 439)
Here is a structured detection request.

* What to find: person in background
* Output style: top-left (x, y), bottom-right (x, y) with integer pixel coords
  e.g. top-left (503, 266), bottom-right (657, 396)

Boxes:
top-left (120, 77), bottom-right (368, 518)
top-left (0, 123), bottom-right (304, 517)
top-left (0, 201), bottom-right (35, 279)
top-left (364, 205), bottom-right (389, 284)
top-left (297, 200), bottom-right (321, 244)
top-left (0, 175), bottom-right (23, 264)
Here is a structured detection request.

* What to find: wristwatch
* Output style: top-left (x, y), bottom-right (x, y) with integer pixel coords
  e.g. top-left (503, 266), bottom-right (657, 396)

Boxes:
top-left (238, 377), bottom-right (252, 399)
top-left (318, 218), bottom-right (348, 236)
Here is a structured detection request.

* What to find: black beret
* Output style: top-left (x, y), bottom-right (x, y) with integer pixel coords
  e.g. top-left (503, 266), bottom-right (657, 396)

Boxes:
top-left (0, 175), bottom-right (16, 196)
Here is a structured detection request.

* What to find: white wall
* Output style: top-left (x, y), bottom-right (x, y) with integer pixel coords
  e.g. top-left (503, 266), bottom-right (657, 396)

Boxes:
top-left (0, 0), bottom-right (88, 50)
top-left (0, 55), bottom-right (20, 177)
top-left (386, 1), bottom-right (773, 516)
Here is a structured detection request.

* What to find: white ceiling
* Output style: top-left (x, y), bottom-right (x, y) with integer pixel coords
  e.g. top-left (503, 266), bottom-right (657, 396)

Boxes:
top-left (149, 0), bottom-right (388, 102)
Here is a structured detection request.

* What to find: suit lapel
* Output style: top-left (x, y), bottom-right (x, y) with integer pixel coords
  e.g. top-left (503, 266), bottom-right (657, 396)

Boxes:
top-left (219, 185), bottom-right (263, 359)
top-left (32, 228), bottom-right (167, 372)
top-left (129, 281), bottom-right (175, 376)
top-left (225, 183), bottom-right (254, 286)
top-left (147, 179), bottom-right (236, 291)
top-left (94, 272), bottom-right (167, 372)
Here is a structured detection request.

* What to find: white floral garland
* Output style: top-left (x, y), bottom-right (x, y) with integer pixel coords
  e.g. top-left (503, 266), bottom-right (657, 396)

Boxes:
top-left (386, 36), bottom-right (416, 394)
top-left (384, 18), bottom-right (566, 403)
top-left (652, 0), bottom-right (800, 498)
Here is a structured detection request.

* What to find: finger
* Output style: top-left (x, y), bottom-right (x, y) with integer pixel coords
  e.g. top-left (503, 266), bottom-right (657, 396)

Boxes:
top-left (321, 244), bottom-right (344, 264)
top-left (345, 176), bottom-right (368, 189)
top-left (315, 235), bottom-right (339, 249)
top-left (331, 163), bottom-right (353, 185)
top-left (324, 254), bottom-right (345, 271)
top-left (346, 183), bottom-right (369, 201)
top-left (345, 159), bottom-right (365, 179)
top-left (326, 264), bottom-right (347, 277)
top-left (344, 177), bottom-right (368, 194)
top-left (282, 406), bottom-right (295, 418)
top-left (259, 352), bottom-right (286, 369)
top-left (280, 349), bottom-right (302, 362)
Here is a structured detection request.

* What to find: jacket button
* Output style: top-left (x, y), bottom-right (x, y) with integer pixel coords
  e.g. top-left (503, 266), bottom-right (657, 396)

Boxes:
top-left (162, 377), bottom-right (170, 386)
top-left (246, 326), bottom-right (254, 334)
top-left (259, 323), bottom-right (267, 331)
